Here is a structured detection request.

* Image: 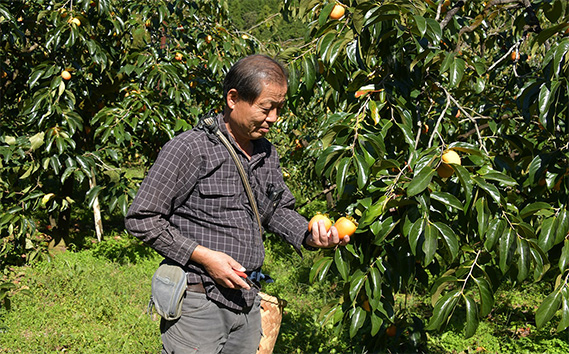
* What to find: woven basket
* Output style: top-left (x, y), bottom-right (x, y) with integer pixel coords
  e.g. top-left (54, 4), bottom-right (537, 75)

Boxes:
top-left (257, 292), bottom-right (287, 354)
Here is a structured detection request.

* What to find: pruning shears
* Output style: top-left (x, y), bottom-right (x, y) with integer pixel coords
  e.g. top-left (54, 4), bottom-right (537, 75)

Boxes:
top-left (234, 270), bottom-right (260, 290)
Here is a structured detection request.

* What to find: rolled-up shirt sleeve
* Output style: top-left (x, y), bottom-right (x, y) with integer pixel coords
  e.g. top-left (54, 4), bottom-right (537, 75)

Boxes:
top-left (125, 136), bottom-right (202, 266)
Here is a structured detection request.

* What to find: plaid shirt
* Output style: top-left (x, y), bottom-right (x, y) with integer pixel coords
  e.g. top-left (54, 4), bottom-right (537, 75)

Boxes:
top-left (125, 113), bottom-right (308, 311)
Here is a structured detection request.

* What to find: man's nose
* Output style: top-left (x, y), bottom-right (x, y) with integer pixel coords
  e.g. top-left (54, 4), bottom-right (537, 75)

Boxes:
top-left (266, 108), bottom-right (279, 123)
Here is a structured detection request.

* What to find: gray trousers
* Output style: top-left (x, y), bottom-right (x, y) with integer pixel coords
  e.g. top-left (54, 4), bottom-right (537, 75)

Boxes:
top-left (160, 291), bottom-right (262, 354)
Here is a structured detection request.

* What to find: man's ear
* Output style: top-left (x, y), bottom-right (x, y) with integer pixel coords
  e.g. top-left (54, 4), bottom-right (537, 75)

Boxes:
top-left (226, 88), bottom-right (239, 109)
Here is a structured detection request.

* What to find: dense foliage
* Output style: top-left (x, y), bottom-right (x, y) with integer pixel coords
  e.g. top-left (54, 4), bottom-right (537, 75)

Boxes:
top-left (227, 0), bottom-right (306, 48)
top-left (0, 0), bottom-right (254, 262)
top-left (2, 0), bottom-right (569, 351)
top-left (280, 0), bottom-right (569, 351)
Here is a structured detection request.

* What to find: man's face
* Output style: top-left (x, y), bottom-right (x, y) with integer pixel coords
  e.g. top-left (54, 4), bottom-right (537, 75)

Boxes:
top-left (226, 81), bottom-right (287, 145)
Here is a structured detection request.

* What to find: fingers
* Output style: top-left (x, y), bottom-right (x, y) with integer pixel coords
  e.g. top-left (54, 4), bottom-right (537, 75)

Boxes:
top-left (309, 221), bottom-right (350, 248)
top-left (327, 225), bottom-right (340, 245)
top-left (311, 220), bottom-right (327, 244)
top-left (230, 272), bottom-right (251, 290)
top-left (232, 269), bottom-right (251, 290)
top-left (202, 251), bottom-right (251, 290)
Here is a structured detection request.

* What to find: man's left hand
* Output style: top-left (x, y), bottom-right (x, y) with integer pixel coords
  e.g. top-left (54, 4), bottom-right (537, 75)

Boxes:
top-left (306, 220), bottom-right (350, 248)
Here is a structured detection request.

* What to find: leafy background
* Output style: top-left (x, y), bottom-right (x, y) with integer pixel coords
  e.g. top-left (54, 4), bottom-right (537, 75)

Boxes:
top-left (1, 0), bottom-right (569, 352)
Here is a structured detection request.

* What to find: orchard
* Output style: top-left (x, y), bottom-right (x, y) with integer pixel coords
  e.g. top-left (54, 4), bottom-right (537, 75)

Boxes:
top-left (280, 0), bottom-right (569, 351)
top-left (1, 0), bottom-right (569, 352)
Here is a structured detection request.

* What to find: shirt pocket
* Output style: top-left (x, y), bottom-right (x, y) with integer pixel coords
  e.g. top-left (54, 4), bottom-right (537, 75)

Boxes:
top-left (198, 179), bottom-right (240, 198)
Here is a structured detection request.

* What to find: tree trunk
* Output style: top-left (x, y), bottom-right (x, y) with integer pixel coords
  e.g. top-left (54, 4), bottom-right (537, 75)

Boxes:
top-left (90, 172), bottom-right (104, 242)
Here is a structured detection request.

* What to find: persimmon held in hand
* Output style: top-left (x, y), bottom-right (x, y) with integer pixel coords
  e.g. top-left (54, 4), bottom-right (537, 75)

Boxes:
top-left (334, 216), bottom-right (357, 239)
top-left (308, 214), bottom-right (332, 232)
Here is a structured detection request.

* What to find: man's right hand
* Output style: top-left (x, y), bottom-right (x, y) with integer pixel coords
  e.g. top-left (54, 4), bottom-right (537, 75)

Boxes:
top-left (190, 245), bottom-right (250, 290)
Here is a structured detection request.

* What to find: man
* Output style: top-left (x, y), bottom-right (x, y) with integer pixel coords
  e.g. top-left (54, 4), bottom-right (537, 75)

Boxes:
top-left (125, 54), bottom-right (349, 354)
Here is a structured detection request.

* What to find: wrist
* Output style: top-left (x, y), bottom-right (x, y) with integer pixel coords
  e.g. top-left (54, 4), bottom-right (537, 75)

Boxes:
top-left (302, 232), bottom-right (319, 251)
top-left (190, 245), bottom-right (213, 265)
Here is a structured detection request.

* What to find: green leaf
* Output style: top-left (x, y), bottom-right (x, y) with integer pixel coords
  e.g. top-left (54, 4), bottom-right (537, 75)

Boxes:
top-left (517, 238), bottom-right (530, 282)
top-left (335, 157), bottom-right (351, 197)
top-left (85, 185), bottom-right (103, 209)
top-left (559, 240), bottom-right (569, 274)
top-left (557, 288), bottom-right (569, 332)
top-left (349, 271), bottom-right (366, 302)
top-left (440, 52), bottom-right (456, 74)
top-left (370, 312), bottom-right (383, 336)
top-left (302, 55), bottom-right (316, 90)
top-left (476, 198), bottom-right (488, 239)
top-left (473, 177), bottom-right (501, 205)
top-left (334, 248), bottom-right (350, 282)
top-left (318, 31), bottom-right (337, 62)
top-left (353, 153), bottom-right (369, 189)
top-left (473, 277), bottom-right (494, 317)
top-left (555, 209), bottom-right (569, 245)
top-left (349, 307), bottom-right (366, 338)
top-left (75, 155), bottom-right (93, 177)
top-left (485, 218), bottom-right (506, 252)
top-left (454, 165), bottom-right (473, 209)
top-left (553, 39), bottom-right (569, 77)
top-left (433, 222), bottom-right (459, 260)
top-left (407, 166), bottom-right (435, 197)
top-left (430, 191), bottom-right (463, 211)
top-left (527, 154), bottom-right (545, 184)
top-left (395, 121), bottom-right (415, 149)
top-left (538, 81), bottom-right (560, 117)
top-left (423, 223), bottom-right (438, 265)
top-left (426, 289), bottom-right (460, 331)
top-left (29, 69), bottom-right (45, 89)
top-left (414, 15), bottom-right (427, 37)
top-left (315, 145), bottom-right (347, 177)
top-left (499, 228), bottom-right (515, 273)
top-left (538, 216), bottom-right (558, 252)
top-left (480, 171), bottom-right (517, 187)
top-left (449, 58), bottom-right (466, 87)
top-left (474, 76), bottom-right (486, 94)
top-left (425, 17), bottom-right (442, 44)
top-left (536, 289), bottom-right (562, 329)
top-left (358, 197), bottom-right (385, 229)
top-left (409, 218), bottom-right (425, 256)
top-left (288, 61), bottom-right (300, 97)
top-left (530, 244), bottom-right (550, 281)
top-left (430, 275), bottom-right (458, 302)
top-left (318, 3), bottom-right (336, 26)
top-left (520, 202), bottom-right (552, 219)
top-left (369, 266), bottom-right (381, 293)
top-left (310, 257), bottom-right (333, 283)
top-left (464, 295), bottom-right (479, 338)
top-left (371, 216), bottom-right (399, 245)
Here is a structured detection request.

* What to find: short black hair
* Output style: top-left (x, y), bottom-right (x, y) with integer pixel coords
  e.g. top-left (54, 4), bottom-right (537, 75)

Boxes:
top-left (223, 54), bottom-right (288, 104)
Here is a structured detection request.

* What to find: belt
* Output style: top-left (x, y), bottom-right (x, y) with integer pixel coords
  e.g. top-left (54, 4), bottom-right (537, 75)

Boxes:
top-left (187, 283), bottom-right (206, 294)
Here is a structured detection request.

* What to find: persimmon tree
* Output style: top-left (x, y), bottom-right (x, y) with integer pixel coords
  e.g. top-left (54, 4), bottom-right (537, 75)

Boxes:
top-left (282, 0), bottom-right (569, 351)
top-left (0, 0), bottom-right (255, 269)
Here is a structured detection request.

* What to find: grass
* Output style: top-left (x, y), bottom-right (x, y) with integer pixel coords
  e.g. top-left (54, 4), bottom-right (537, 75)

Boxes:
top-left (0, 233), bottom-right (356, 353)
top-left (0, 246), bottom-right (162, 353)
top-left (2, 233), bottom-right (569, 353)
